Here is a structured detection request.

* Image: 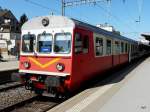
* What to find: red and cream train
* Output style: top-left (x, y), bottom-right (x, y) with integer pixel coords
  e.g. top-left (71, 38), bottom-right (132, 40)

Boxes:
top-left (12, 15), bottom-right (149, 95)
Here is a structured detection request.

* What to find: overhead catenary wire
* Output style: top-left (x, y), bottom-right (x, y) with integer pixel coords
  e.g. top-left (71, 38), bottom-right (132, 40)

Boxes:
top-left (24, 0), bottom-right (60, 14)
top-left (24, 0), bottom-right (140, 39)
top-left (95, 3), bottom-right (137, 33)
top-left (136, 0), bottom-right (144, 22)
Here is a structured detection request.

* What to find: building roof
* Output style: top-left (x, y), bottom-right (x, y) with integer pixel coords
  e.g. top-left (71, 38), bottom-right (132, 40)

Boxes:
top-left (0, 8), bottom-right (20, 33)
top-left (0, 9), bottom-right (9, 17)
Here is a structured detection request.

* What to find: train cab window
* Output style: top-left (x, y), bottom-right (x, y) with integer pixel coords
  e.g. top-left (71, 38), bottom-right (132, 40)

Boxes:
top-left (95, 37), bottom-right (103, 56)
top-left (83, 35), bottom-right (89, 53)
top-left (106, 40), bottom-right (111, 55)
top-left (22, 34), bottom-right (35, 53)
top-left (121, 42), bottom-right (124, 53)
top-left (75, 33), bottom-right (82, 54)
top-left (54, 33), bottom-right (71, 54)
top-left (38, 34), bottom-right (52, 53)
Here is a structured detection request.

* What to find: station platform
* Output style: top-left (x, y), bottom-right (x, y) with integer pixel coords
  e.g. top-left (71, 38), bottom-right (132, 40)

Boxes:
top-left (0, 61), bottom-right (19, 72)
top-left (47, 57), bottom-right (150, 112)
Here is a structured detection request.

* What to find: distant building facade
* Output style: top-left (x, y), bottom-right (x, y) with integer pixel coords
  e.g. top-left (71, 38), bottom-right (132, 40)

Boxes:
top-left (0, 8), bottom-right (21, 58)
top-left (96, 23), bottom-right (121, 35)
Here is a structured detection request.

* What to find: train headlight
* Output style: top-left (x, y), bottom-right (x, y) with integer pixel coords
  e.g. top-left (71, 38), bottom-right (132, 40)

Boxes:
top-left (23, 61), bottom-right (30, 69)
top-left (42, 17), bottom-right (49, 27)
top-left (56, 63), bottom-right (65, 71)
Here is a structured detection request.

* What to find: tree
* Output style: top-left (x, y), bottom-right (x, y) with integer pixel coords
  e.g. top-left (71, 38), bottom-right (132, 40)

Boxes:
top-left (19, 13), bottom-right (28, 27)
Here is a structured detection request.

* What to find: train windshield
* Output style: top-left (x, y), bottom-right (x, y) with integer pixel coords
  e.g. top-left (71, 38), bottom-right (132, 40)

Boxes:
top-left (54, 33), bottom-right (71, 54)
top-left (38, 34), bottom-right (52, 53)
top-left (22, 34), bottom-right (35, 53)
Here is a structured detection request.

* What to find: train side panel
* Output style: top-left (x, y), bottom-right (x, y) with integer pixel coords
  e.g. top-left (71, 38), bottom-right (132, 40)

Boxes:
top-left (70, 28), bottom-right (113, 91)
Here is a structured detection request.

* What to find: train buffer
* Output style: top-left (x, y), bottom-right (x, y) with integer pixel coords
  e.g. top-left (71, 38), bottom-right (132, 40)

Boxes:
top-left (47, 56), bottom-right (150, 112)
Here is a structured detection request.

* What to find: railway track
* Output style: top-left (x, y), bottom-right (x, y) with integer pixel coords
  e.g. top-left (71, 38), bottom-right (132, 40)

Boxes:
top-left (0, 94), bottom-right (62, 112)
top-left (9, 96), bottom-right (61, 112)
top-left (0, 82), bottom-right (22, 92)
top-left (0, 83), bottom-right (63, 112)
top-left (0, 86), bottom-right (36, 112)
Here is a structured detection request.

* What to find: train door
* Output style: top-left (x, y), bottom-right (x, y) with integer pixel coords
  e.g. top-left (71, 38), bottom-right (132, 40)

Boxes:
top-left (73, 29), bottom-right (91, 83)
top-left (105, 37), bottom-right (113, 69)
top-left (112, 39), bottom-right (120, 66)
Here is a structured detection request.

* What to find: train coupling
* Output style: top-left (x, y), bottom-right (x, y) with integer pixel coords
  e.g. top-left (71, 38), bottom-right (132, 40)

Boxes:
top-left (45, 76), bottom-right (61, 87)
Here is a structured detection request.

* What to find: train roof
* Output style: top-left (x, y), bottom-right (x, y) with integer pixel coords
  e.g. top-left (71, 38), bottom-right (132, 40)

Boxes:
top-left (22, 15), bottom-right (137, 44)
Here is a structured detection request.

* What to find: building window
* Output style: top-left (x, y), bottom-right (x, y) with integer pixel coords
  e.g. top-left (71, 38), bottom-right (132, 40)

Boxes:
top-left (106, 40), bottom-right (111, 55)
top-left (95, 37), bottom-right (103, 56)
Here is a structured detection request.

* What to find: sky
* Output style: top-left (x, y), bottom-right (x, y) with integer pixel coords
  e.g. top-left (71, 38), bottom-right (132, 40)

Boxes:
top-left (0, 0), bottom-right (149, 40)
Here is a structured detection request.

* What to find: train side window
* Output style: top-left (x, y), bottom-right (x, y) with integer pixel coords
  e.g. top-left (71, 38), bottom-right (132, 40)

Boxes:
top-left (125, 43), bottom-right (128, 53)
top-left (131, 44), bottom-right (133, 52)
top-left (95, 37), bottom-right (103, 56)
top-left (114, 41), bottom-right (120, 55)
top-left (75, 33), bottom-right (82, 54)
top-left (83, 35), bottom-right (89, 53)
top-left (106, 40), bottom-right (111, 55)
top-left (121, 42), bottom-right (124, 53)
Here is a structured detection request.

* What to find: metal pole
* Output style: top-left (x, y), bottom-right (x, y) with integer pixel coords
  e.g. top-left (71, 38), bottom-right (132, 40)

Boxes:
top-left (62, 0), bottom-right (65, 16)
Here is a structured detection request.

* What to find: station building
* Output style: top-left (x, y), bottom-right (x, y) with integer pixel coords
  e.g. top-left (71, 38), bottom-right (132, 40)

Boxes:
top-left (0, 8), bottom-right (21, 59)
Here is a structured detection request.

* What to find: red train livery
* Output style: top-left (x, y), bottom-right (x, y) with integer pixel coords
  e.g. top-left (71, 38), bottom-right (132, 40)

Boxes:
top-left (12, 15), bottom-right (147, 96)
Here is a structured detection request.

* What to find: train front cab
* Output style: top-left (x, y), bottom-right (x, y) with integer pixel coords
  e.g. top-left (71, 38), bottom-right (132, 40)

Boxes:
top-left (13, 29), bottom-right (75, 95)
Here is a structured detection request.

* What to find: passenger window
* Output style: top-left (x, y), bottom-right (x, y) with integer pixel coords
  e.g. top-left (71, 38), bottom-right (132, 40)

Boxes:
top-left (75, 33), bottom-right (82, 54)
top-left (131, 45), bottom-right (134, 52)
top-left (125, 43), bottom-right (128, 53)
top-left (83, 36), bottom-right (89, 53)
top-left (106, 40), bottom-right (111, 55)
top-left (95, 37), bottom-right (103, 56)
top-left (114, 41), bottom-right (120, 54)
top-left (121, 42), bottom-right (124, 53)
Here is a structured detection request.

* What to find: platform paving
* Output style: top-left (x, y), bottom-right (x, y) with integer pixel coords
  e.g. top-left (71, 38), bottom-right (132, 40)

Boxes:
top-left (97, 57), bottom-right (150, 112)
top-left (47, 57), bottom-right (150, 112)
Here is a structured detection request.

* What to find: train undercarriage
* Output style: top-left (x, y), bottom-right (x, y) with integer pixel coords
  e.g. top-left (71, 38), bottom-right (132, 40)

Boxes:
top-left (12, 73), bottom-right (70, 97)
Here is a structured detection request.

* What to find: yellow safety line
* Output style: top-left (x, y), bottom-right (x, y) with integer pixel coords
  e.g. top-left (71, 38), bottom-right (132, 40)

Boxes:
top-left (28, 57), bottom-right (61, 68)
